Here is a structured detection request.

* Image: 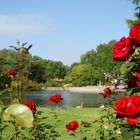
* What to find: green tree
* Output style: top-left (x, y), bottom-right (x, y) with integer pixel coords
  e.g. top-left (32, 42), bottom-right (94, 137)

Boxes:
top-left (45, 60), bottom-right (67, 80)
top-left (80, 50), bottom-right (97, 65)
top-left (29, 57), bottom-right (68, 84)
top-left (29, 56), bottom-right (47, 83)
top-left (80, 40), bottom-right (121, 84)
top-left (126, 0), bottom-right (140, 27)
top-left (66, 64), bottom-right (97, 86)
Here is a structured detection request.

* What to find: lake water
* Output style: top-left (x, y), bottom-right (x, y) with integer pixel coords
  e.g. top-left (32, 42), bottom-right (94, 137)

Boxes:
top-left (1, 90), bottom-right (109, 108)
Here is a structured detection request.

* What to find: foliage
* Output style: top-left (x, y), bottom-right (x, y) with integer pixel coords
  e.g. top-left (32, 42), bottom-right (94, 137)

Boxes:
top-left (126, 0), bottom-right (140, 27)
top-left (0, 107), bottom-right (101, 140)
top-left (80, 40), bottom-right (121, 85)
top-left (94, 20), bottom-right (140, 139)
top-left (67, 41), bottom-right (122, 86)
top-left (66, 64), bottom-right (97, 86)
top-left (45, 60), bottom-right (67, 80)
top-left (0, 45), bottom-right (68, 89)
top-left (28, 56), bottom-right (47, 83)
top-left (28, 56), bottom-right (68, 84)
top-left (0, 41), bottom-right (32, 94)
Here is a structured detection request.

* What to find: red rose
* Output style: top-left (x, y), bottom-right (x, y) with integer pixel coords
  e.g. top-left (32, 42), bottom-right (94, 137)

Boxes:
top-left (112, 37), bottom-right (133, 61)
top-left (8, 68), bottom-right (17, 76)
top-left (134, 72), bottom-right (140, 86)
top-left (24, 99), bottom-right (36, 113)
top-left (129, 22), bottom-right (140, 46)
top-left (125, 76), bottom-right (138, 88)
top-left (125, 76), bottom-right (140, 88)
top-left (66, 121), bottom-right (79, 131)
top-left (113, 94), bottom-right (140, 124)
top-left (136, 80), bottom-right (140, 86)
top-left (48, 93), bottom-right (63, 103)
top-left (135, 72), bottom-right (140, 79)
top-left (103, 87), bottom-right (111, 97)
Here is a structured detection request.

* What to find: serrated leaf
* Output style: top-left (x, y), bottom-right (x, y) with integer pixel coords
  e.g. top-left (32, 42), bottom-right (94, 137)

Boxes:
top-left (3, 104), bottom-right (34, 128)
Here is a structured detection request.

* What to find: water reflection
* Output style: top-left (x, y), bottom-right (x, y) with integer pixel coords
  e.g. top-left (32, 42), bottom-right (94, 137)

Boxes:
top-left (1, 90), bottom-right (109, 108)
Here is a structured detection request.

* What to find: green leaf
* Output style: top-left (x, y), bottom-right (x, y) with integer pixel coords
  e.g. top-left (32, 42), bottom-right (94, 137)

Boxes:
top-left (5, 55), bottom-right (18, 66)
top-left (120, 127), bottom-right (133, 140)
top-left (136, 91), bottom-right (140, 96)
top-left (120, 62), bottom-right (135, 74)
top-left (3, 104), bottom-right (34, 128)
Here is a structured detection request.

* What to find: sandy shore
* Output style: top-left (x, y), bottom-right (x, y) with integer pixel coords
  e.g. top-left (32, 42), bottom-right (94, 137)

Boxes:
top-left (44, 86), bottom-right (124, 93)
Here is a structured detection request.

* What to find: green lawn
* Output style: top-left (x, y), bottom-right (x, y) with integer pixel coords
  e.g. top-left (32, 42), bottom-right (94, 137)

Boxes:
top-left (38, 108), bottom-right (101, 140)
top-left (1, 107), bottom-right (139, 140)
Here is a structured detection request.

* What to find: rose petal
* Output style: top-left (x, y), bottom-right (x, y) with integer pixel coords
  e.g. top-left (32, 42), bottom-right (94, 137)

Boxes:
top-left (127, 115), bottom-right (140, 125)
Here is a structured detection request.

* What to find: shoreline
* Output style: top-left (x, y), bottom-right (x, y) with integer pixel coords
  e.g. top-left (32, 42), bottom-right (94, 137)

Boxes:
top-left (44, 86), bottom-right (124, 93)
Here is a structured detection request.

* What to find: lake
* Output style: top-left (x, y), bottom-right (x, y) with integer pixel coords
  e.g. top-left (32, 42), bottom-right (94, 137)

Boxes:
top-left (1, 90), bottom-right (109, 108)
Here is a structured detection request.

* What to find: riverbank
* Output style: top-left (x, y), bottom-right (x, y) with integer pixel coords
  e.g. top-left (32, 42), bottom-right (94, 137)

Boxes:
top-left (44, 85), bottom-right (124, 93)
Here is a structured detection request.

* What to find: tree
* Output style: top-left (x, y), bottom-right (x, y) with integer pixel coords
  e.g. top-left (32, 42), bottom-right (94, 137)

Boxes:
top-left (126, 0), bottom-right (140, 27)
top-left (45, 60), bottom-right (67, 80)
top-left (80, 50), bottom-right (97, 65)
top-left (80, 40), bottom-right (121, 84)
top-left (29, 57), bottom-right (68, 84)
top-left (29, 56), bottom-right (47, 83)
top-left (66, 64), bottom-right (97, 86)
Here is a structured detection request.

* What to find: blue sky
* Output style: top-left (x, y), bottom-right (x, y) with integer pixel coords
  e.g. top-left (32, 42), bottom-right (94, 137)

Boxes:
top-left (0, 0), bottom-right (136, 65)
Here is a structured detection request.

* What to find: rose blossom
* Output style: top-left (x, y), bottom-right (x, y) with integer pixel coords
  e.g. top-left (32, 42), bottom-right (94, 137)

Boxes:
top-left (8, 68), bottom-right (17, 76)
top-left (112, 94), bottom-right (140, 124)
top-left (134, 72), bottom-right (140, 86)
top-left (129, 22), bottom-right (140, 46)
top-left (125, 76), bottom-right (138, 88)
top-left (135, 72), bottom-right (140, 79)
top-left (66, 121), bottom-right (79, 131)
top-left (112, 37), bottom-right (133, 61)
top-left (125, 76), bottom-right (140, 88)
top-left (24, 99), bottom-right (36, 113)
top-left (48, 93), bottom-right (63, 103)
top-left (103, 87), bottom-right (112, 97)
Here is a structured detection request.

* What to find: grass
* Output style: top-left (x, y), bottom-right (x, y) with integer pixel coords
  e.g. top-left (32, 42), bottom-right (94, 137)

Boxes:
top-left (2, 107), bottom-right (139, 140)
top-left (37, 108), bottom-right (101, 140)
top-left (1, 107), bottom-right (101, 140)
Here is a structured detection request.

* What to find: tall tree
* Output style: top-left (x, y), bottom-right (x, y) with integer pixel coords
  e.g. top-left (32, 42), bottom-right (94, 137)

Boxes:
top-left (80, 40), bottom-right (121, 84)
top-left (126, 0), bottom-right (140, 27)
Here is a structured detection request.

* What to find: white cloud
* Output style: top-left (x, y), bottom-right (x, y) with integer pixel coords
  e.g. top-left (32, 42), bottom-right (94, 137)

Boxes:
top-left (0, 14), bottom-right (47, 36)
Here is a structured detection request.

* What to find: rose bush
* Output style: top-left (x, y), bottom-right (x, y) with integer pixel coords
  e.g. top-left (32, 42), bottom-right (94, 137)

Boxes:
top-left (111, 22), bottom-right (140, 125)
top-left (98, 21), bottom-right (140, 139)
